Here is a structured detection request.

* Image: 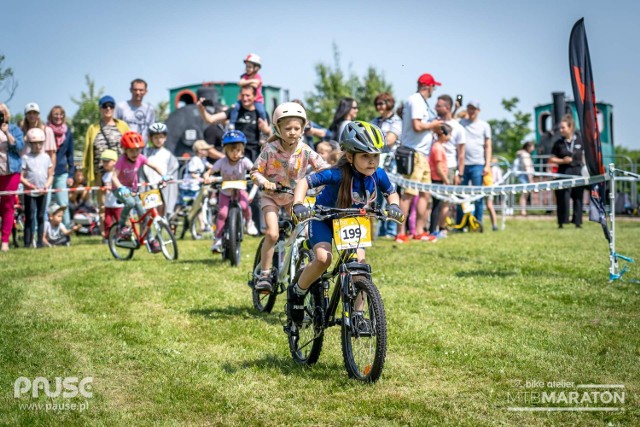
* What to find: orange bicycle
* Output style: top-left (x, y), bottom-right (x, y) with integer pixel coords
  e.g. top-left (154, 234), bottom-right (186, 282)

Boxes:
top-left (107, 183), bottom-right (178, 261)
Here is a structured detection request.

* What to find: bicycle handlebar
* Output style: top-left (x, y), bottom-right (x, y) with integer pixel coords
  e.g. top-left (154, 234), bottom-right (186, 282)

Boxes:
top-left (258, 183), bottom-right (294, 196)
top-left (298, 205), bottom-right (394, 225)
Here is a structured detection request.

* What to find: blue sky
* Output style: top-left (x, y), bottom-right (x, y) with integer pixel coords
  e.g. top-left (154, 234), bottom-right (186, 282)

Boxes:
top-left (4, 0), bottom-right (639, 149)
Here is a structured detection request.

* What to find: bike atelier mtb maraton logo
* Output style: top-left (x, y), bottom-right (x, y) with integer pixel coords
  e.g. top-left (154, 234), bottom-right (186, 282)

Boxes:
top-left (507, 379), bottom-right (625, 412)
top-left (14, 376), bottom-right (93, 399)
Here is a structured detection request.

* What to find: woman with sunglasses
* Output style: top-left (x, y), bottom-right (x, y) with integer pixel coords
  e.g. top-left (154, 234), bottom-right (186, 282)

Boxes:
top-left (82, 95), bottom-right (130, 237)
top-left (47, 105), bottom-right (75, 228)
top-left (329, 98), bottom-right (358, 140)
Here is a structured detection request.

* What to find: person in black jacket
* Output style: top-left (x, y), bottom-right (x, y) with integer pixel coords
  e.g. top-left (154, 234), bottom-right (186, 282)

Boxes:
top-left (549, 114), bottom-right (585, 228)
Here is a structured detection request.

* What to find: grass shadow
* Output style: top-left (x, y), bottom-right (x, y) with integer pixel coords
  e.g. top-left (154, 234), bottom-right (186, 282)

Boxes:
top-left (187, 305), bottom-right (281, 325)
top-left (454, 270), bottom-right (517, 278)
top-left (221, 353), bottom-right (344, 380)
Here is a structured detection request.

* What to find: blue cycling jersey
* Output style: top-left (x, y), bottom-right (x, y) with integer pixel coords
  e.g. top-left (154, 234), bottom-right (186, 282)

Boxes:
top-left (306, 166), bottom-right (396, 208)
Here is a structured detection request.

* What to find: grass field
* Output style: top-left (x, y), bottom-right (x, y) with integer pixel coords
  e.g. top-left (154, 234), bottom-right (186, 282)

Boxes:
top-left (1, 218), bottom-right (639, 426)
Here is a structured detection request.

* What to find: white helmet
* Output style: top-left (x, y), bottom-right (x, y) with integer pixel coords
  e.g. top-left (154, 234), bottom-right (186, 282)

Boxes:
top-left (148, 122), bottom-right (167, 135)
top-left (269, 102), bottom-right (308, 142)
top-left (244, 53), bottom-right (261, 67)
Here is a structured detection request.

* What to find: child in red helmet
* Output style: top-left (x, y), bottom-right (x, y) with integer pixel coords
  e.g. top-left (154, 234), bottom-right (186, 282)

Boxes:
top-left (229, 53), bottom-right (267, 125)
top-left (111, 131), bottom-right (168, 248)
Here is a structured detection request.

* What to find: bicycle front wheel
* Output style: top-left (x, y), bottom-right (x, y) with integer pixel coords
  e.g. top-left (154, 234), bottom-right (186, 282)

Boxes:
top-left (107, 224), bottom-right (134, 261)
top-left (251, 238), bottom-right (278, 313)
top-left (168, 208), bottom-right (187, 240)
top-left (341, 277), bottom-right (387, 383)
top-left (157, 221), bottom-right (178, 260)
top-left (226, 206), bottom-right (242, 266)
top-left (469, 216), bottom-right (484, 233)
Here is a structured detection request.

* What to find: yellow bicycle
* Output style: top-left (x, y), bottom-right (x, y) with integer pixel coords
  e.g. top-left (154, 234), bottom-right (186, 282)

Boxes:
top-left (445, 202), bottom-right (483, 233)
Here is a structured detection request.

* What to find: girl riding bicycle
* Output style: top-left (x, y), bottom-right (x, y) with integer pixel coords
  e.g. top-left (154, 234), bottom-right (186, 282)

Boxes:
top-left (251, 102), bottom-right (329, 293)
top-left (204, 130), bottom-right (256, 253)
top-left (111, 131), bottom-right (169, 251)
top-left (288, 121), bottom-right (404, 324)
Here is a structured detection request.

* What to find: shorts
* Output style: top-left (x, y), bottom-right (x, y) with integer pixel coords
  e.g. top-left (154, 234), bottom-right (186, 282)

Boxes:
top-left (517, 174), bottom-right (530, 184)
top-left (447, 167), bottom-right (456, 184)
top-left (403, 151), bottom-right (431, 196)
top-left (260, 194), bottom-right (292, 212)
top-left (309, 218), bottom-right (333, 247)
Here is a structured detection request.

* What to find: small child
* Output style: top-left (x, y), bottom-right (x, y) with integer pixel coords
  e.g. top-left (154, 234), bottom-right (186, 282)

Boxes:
top-left (251, 102), bottom-right (329, 293)
top-left (100, 149), bottom-right (123, 240)
top-left (179, 139), bottom-right (213, 206)
top-left (144, 122), bottom-right (179, 216)
top-left (229, 53), bottom-right (267, 125)
top-left (111, 131), bottom-right (167, 251)
top-left (68, 167), bottom-right (91, 216)
top-left (314, 140), bottom-right (340, 163)
top-left (485, 157), bottom-right (503, 231)
top-left (428, 123), bottom-right (452, 239)
top-left (204, 130), bottom-right (256, 253)
top-left (21, 128), bottom-right (53, 248)
top-left (287, 121), bottom-right (403, 324)
top-left (43, 203), bottom-right (80, 246)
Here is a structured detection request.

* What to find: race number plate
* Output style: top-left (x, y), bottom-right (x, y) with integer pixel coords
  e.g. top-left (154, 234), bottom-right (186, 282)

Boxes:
top-left (141, 189), bottom-right (162, 209)
top-left (221, 180), bottom-right (247, 191)
top-left (332, 217), bottom-right (373, 250)
top-left (304, 196), bottom-right (316, 207)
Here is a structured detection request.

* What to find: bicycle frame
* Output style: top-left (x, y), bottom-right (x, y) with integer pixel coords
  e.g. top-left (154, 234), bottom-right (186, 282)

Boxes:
top-left (274, 221), bottom-right (309, 287)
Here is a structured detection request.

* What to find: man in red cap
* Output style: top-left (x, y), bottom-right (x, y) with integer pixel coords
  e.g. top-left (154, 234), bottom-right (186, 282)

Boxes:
top-left (395, 73), bottom-right (444, 243)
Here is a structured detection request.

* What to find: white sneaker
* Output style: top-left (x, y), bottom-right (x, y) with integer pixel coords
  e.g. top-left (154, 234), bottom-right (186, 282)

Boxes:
top-left (210, 238), bottom-right (222, 253)
top-left (246, 220), bottom-right (259, 236)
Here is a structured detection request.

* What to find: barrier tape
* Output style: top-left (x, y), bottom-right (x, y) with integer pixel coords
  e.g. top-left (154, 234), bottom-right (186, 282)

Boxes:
top-left (388, 172), bottom-right (608, 204)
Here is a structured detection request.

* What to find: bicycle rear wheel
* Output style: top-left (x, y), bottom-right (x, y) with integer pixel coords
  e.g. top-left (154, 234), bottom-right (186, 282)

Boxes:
top-left (168, 208), bottom-right (187, 240)
top-left (341, 276), bottom-right (387, 383)
top-left (107, 224), bottom-right (134, 261)
top-left (157, 221), bottom-right (178, 260)
top-left (288, 284), bottom-right (324, 365)
top-left (251, 238), bottom-right (278, 313)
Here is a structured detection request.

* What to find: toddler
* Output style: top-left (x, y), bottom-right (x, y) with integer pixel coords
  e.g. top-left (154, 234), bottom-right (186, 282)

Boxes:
top-left (43, 203), bottom-right (80, 246)
top-left (204, 130), bottom-right (256, 253)
top-left (229, 53), bottom-right (267, 125)
top-left (21, 128), bottom-right (53, 248)
top-left (144, 122), bottom-right (179, 216)
top-left (100, 149), bottom-right (123, 240)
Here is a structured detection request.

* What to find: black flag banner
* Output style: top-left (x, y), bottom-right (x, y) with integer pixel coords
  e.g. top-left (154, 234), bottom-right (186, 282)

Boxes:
top-left (569, 18), bottom-right (610, 241)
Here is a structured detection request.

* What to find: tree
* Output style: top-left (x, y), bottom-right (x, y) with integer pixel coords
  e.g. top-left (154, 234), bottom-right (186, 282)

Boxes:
top-left (488, 97), bottom-right (532, 158)
top-left (304, 44), bottom-right (392, 131)
top-left (0, 53), bottom-right (18, 103)
top-left (155, 100), bottom-right (169, 123)
top-left (71, 75), bottom-right (103, 154)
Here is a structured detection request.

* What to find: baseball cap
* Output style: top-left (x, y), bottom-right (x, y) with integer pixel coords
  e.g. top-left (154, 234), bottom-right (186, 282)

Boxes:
top-left (27, 128), bottom-right (46, 142)
top-left (100, 149), bottom-right (118, 162)
top-left (99, 95), bottom-right (116, 107)
top-left (47, 203), bottom-right (67, 216)
top-left (467, 100), bottom-right (481, 109)
top-left (193, 140), bottom-right (213, 152)
top-left (417, 73), bottom-right (441, 87)
top-left (24, 102), bottom-right (40, 114)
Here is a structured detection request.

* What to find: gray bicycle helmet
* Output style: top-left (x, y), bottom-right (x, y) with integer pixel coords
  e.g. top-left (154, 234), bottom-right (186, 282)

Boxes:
top-left (339, 121), bottom-right (385, 153)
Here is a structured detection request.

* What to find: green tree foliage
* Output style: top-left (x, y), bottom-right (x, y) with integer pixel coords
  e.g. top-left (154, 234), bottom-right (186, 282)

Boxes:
top-left (614, 145), bottom-right (640, 165)
top-left (71, 75), bottom-right (103, 154)
top-left (304, 44), bottom-right (392, 130)
top-left (488, 97), bottom-right (532, 158)
top-left (155, 100), bottom-right (169, 123)
top-left (0, 53), bottom-right (17, 102)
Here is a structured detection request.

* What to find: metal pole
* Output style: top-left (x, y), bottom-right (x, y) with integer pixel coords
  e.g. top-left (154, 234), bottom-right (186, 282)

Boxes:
top-left (608, 163), bottom-right (617, 281)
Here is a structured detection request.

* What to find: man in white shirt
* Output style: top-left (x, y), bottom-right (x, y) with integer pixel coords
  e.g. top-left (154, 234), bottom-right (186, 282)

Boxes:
top-left (395, 73), bottom-right (443, 243)
top-left (458, 100), bottom-right (492, 223)
top-left (115, 78), bottom-right (156, 142)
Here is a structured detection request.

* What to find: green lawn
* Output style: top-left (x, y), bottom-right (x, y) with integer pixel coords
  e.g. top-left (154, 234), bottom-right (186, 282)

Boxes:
top-left (1, 219), bottom-right (638, 426)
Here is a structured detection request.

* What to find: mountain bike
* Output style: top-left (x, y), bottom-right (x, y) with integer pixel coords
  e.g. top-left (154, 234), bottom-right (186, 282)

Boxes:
top-left (248, 185), bottom-right (311, 313)
top-left (284, 205), bottom-right (392, 383)
top-left (108, 182), bottom-right (178, 261)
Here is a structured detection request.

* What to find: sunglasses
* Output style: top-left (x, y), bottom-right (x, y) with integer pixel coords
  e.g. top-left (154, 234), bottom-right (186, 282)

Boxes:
top-left (101, 103), bottom-right (115, 110)
top-left (352, 106), bottom-right (359, 110)
top-left (375, 102), bottom-right (386, 107)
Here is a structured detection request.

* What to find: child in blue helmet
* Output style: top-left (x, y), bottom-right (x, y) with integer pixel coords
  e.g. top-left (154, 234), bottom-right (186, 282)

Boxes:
top-left (204, 130), bottom-right (256, 253)
top-left (288, 121), bottom-right (404, 324)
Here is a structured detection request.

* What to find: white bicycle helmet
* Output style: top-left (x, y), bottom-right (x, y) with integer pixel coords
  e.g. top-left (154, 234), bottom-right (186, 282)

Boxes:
top-left (244, 53), bottom-right (262, 67)
top-left (268, 102), bottom-right (308, 142)
top-left (149, 122), bottom-right (168, 135)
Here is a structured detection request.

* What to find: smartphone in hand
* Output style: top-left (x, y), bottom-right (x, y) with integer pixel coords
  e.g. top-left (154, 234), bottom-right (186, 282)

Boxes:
top-left (456, 95), bottom-right (463, 106)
